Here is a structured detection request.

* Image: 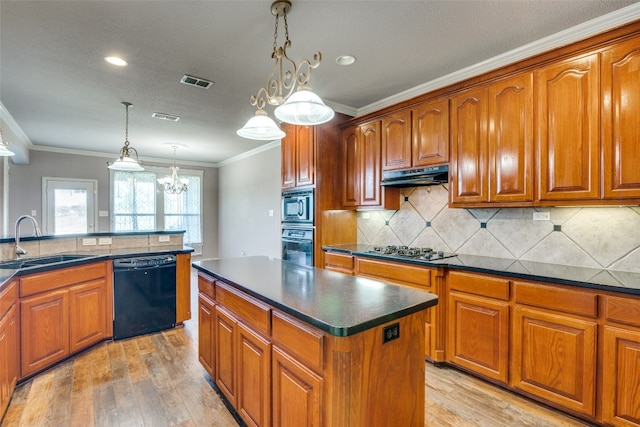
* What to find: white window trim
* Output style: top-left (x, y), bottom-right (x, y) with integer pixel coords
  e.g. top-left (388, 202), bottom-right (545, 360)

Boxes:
top-left (42, 177), bottom-right (98, 235)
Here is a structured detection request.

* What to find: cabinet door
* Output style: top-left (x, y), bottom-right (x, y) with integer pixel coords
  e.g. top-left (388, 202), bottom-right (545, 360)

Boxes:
top-left (489, 73), bottom-right (534, 202)
top-left (198, 293), bottom-right (215, 378)
top-left (412, 98), bottom-right (449, 167)
top-left (536, 53), bottom-right (600, 201)
top-left (215, 305), bottom-right (238, 406)
top-left (512, 306), bottom-right (596, 416)
top-left (69, 279), bottom-right (109, 354)
top-left (451, 87), bottom-right (488, 203)
top-left (602, 38), bottom-right (640, 199)
top-left (381, 110), bottom-right (411, 171)
top-left (448, 291), bottom-right (509, 384)
top-left (176, 253), bottom-right (192, 323)
top-left (272, 346), bottom-right (322, 427)
top-left (295, 125), bottom-right (315, 188)
top-left (602, 326), bottom-right (640, 427)
top-left (342, 126), bottom-right (360, 208)
top-left (359, 120), bottom-right (383, 206)
top-left (0, 304), bottom-right (18, 415)
top-left (281, 124), bottom-right (296, 189)
top-left (21, 289), bottom-right (70, 377)
top-left (237, 322), bottom-right (271, 427)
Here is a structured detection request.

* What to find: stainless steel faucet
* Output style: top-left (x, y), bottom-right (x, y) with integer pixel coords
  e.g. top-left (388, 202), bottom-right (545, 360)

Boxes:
top-left (14, 214), bottom-right (42, 258)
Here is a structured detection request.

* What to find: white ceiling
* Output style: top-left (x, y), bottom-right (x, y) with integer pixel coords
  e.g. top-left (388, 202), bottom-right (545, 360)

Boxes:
top-left (1, 0), bottom-right (638, 166)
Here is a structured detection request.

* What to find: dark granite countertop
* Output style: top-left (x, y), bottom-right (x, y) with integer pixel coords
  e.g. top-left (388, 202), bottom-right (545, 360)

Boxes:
top-left (0, 230), bottom-right (185, 244)
top-left (0, 245), bottom-right (193, 290)
top-left (323, 244), bottom-right (640, 296)
top-left (192, 256), bottom-right (438, 337)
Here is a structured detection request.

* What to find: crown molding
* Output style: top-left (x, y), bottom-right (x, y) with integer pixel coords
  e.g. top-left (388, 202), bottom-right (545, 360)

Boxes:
top-left (216, 140), bottom-right (281, 167)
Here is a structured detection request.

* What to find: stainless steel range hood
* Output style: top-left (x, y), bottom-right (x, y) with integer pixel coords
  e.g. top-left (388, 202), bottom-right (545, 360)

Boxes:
top-left (380, 164), bottom-right (449, 187)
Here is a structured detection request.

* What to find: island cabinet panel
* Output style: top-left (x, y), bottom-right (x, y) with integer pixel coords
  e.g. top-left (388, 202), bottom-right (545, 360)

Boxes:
top-left (412, 98), bottom-right (449, 167)
top-left (272, 346), bottom-right (322, 427)
top-left (21, 289), bottom-right (70, 377)
top-left (237, 322), bottom-right (271, 427)
top-left (216, 281), bottom-right (271, 336)
top-left (447, 271), bottom-right (510, 384)
top-left (488, 72), bottom-right (534, 203)
top-left (0, 281), bottom-right (19, 417)
top-left (450, 86), bottom-right (488, 204)
top-left (68, 278), bottom-right (109, 354)
top-left (198, 293), bottom-right (215, 378)
top-left (272, 310), bottom-right (324, 375)
top-left (536, 53), bottom-right (600, 202)
top-left (215, 305), bottom-right (239, 406)
top-left (381, 110), bottom-right (412, 171)
top-left (602, 37), bottom-right (640, 200)
top-left (512, 306), bottom-right (597, 417)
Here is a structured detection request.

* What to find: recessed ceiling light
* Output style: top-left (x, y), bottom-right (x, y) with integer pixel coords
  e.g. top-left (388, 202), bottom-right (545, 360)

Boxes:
top-left (336, 55), bottom-right (356, 66)
top-left (105, 56), bottom-right (128, 67)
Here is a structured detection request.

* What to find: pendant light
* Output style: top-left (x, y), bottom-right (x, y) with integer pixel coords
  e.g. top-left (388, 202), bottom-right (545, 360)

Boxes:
top-left (108, 102), bottom-right (144, 171)
top-left (0, 128), bottom-right (15, 157)
top-left (157, 145), bottom-right (188, 194)
top-left (237, 0), bottom-right (334, 140)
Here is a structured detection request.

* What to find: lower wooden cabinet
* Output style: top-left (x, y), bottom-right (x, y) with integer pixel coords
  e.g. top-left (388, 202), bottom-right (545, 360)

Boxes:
top-left (0, 281), bottom-right (19, 416)
top-left (215, 305), bottom-right (239, 405)
top-left (272, 345), bottom-right (322, 427)
top-left (198, 293), bottom-right (215, 378)
top-left (69, 279), bottom-right (109, 353)
top-left (512, 305), bottom-right (597, 417)
top-left (237, 322), bottom-right (271, 427)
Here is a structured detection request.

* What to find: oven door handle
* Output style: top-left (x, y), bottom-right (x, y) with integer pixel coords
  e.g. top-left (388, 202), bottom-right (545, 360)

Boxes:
top-left (282, 238), bottom-right (313, 244)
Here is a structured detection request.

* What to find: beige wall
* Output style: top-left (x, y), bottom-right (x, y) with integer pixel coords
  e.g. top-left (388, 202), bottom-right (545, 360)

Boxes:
top-left (357, 184), bottom-right (640, 272)
top-left (4, 150), bottom-right (219, 259)
top-left (217, 146), bottom-right (281, 260)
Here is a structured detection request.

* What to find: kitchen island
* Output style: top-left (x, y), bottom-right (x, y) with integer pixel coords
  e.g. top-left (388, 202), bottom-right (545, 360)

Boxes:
top-left (192, 256), bottom-right (438, 427)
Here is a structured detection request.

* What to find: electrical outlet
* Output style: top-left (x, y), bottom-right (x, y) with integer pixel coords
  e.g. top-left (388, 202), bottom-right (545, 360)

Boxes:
top-left (158, 235), bottom-right (171, 243)
top-left (98, 210), bottom-right (109, 217)
top-left (361, 212), bottom-right (370, 219)
top-left (98, 237), bottom-right (112, 245)
top-left (382, 323), bottom-right (400, 344)
top-left (31, 210), bottom-right (37, 217)
top-left (268, 209), bottom-right (274, 217)
top-left (533, 211), bottom-right (550, 221)
top-left (82, 238), bottom-right (97, 246)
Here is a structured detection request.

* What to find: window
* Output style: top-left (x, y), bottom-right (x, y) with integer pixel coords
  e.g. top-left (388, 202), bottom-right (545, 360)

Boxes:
top-left (111, 168), bottom-right (203, 253)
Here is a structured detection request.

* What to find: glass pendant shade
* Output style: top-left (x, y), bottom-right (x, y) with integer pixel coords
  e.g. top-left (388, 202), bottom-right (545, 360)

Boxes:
top-left (108, 155), bottom-right (144, 171)
top-left (274, 87), bottom-right (335, 125)
top-left (108, 102), bottom-right (144, 171)
top-left (237, 109), bottom-right (286, 140)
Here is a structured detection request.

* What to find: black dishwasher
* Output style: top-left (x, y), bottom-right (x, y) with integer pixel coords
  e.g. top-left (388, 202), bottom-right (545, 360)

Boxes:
top-left (113, 255), bottom-right (177, 340)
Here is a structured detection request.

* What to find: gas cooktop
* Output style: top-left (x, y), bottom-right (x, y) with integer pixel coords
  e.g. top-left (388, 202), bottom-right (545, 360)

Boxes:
top-left (368, 245), bottom-right (456, 261)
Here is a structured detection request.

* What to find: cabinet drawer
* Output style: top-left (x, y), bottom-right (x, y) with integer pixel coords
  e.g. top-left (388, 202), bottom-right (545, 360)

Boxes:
top-left (324, 252), bottom-right (353, 273)
top-left (0, 280), bottom-right (18, 318)
top-left (603, 294), bottom-right (640, 328)
top-left (448, 271), bottom-right (509, 300)
top-left (355, 257), bottom-right (431, 289)
top-left (20, 262), bottom-right (107, 297)
top-left (216, 281), bottom-right (271, 335)
top-left (197, 272), bottom-right (215, 300)
top-left (272, 310), bottom-right (324, 374)
top-left (514, 281), bottom-right (597, 318)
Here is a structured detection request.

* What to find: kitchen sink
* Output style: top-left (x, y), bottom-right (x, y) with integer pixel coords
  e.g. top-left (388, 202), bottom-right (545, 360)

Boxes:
top-left (0, 254), bottom-right (94, 269)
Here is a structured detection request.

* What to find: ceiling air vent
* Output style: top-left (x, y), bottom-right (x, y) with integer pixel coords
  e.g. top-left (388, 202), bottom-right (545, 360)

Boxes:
top-left (180, 74), bottom-right (214, 89)
top-left (152, 112), bottom-right (180, 122)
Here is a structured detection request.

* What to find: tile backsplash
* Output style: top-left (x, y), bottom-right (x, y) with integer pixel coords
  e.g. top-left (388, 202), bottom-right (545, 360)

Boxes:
top-left (357, 184), bottom-right (640, 272)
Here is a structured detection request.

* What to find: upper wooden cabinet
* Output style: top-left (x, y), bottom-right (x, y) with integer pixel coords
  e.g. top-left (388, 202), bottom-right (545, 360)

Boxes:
top-left (536, 53), bottom-right (600, 201)
top-left (450, 73), bottom-right (533, 206)
top-left (281, 124), bottom-right (315, 190)
top-left (342, 121), bottom-right (399, 209)
top-left (381, 100), bottom-right (450, 172)
top-left (602, 38), bottom-right (640, 200)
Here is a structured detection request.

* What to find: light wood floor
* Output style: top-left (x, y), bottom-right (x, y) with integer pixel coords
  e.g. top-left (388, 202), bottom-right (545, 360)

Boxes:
top-left (2, 270), bottom-right (595, 427)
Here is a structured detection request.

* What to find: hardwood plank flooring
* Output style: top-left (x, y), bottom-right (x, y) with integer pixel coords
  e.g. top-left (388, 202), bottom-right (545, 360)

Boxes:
top-left (1, 269), bottom-right (595, 426)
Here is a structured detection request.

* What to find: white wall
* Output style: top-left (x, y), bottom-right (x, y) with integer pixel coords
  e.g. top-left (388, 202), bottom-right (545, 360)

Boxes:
top-left (217, 146), bottom-right (281, 260)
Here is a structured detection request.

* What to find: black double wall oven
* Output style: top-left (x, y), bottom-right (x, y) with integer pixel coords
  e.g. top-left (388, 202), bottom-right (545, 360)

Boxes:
top-left (281, 189), bottom-right (314, 267)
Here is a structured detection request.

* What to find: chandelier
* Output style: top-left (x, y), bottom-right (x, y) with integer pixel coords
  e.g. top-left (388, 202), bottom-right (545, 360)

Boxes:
top-left (108, 102), bottom-right (144, 171)
top-left (158, 146), bottom-right (188, 194)
top-left (237, 0), bottom-right (334, 140)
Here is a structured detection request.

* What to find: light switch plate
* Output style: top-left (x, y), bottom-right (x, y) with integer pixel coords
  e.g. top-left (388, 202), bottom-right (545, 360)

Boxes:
top-left (98, 210), bottom-right (109, 217)
top-left (158, 235), bottom-right (171, 242)
top-left (533, 212), bottom-right (550, 221)
top-left (98, 237), bottom-right (112, 245)
top-left (82, 238), bottom-right (97, 246)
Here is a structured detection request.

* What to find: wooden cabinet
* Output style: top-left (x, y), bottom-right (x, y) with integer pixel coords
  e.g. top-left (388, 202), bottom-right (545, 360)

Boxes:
top-left (0, 281), bottom-right (19, 417)
top-left (281, 124), bottom-right (315, 189)
top-left (451, 73), bottom-right (533, 206)
top-left (198, 293), bottom-right (215, 378)
top-left (602, 37), bottom-right (640, 200)
top-left (512, 281), bottom-right (597, 417)
top-left (602, 295), bottom-right (640, 426)
top-left (412, 98), bottom-right (450, 167)
top-left (19, 261), bottom-right (110, 378)
top-left (323, 251), bottom-right (354, 274)
top-left (343, 121), bottom-right (399, 209)
top-left (536, 53), bottom-right (600, 202)
top-left (176, 252), bottom-right (192, 323)
top-left (237, 322), bottom-right (271, 427)
top-left (381, 110), bottom-right (412, 171)
top-left (447, 271), bottom-right (509, 384)
top-left (215, 305), bottom-right (239, 405)
top-left (272, 345), bottom-right (322, 427)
